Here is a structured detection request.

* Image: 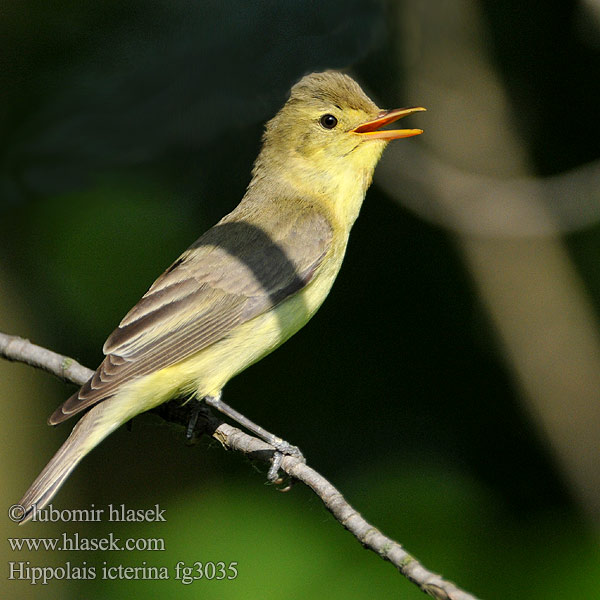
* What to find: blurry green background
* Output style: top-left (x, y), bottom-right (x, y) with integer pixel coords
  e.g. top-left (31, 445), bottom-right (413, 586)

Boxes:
top-left (2, 1), bottom-right (600, 598)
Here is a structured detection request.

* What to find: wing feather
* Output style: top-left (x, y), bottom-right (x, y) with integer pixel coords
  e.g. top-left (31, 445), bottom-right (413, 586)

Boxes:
top-left (49, 206), bottom-right (332, 424)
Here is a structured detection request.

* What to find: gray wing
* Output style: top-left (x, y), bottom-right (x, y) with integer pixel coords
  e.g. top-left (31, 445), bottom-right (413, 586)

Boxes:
top-left (49, 208), bottom-right (332, 424)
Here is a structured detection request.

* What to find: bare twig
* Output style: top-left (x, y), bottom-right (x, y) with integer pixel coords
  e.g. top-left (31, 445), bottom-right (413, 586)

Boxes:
top-left (0, 333), bottom-right (93, 385)
top-left (1, 331), bottom-right (480, 600)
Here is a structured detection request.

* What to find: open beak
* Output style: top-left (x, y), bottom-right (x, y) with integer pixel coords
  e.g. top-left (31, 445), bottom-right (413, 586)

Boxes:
top-left (352, 106), bottom-right (426, 140)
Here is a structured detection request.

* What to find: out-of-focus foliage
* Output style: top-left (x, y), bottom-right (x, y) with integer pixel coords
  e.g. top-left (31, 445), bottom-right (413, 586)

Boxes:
top-left (1, 1), bottom-right (599, 599)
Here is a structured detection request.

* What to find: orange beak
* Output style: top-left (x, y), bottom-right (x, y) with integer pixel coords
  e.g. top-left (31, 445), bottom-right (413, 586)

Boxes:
top-left (351, 106), bottom-right (426, 140)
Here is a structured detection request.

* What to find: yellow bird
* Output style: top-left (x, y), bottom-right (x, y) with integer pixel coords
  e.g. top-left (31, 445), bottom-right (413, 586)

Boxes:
top-left (17, 71), bottom-right (424, 523)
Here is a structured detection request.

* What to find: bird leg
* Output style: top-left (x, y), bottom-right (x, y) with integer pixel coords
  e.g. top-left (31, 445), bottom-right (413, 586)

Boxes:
top-left (185, 399), bottom-right (203, 441)
top-left (203, 392), bottom-right (304, 482)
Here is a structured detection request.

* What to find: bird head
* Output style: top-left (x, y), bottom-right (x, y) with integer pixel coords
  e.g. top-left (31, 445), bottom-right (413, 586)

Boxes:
top-left (255, 72), bottom-right (425, 192)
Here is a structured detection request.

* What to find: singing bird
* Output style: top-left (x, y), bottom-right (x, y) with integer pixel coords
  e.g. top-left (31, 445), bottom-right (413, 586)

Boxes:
top-left (17, 71), bottom-right (424, 523)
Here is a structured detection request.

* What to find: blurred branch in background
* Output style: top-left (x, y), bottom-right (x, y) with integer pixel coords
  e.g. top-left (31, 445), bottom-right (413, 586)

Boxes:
top-left (0, 332), bottom-right (481, 600)
top-left (380, 0), bottom-right (600, 520)
top-left (379, 148), bottom-right (600, 237)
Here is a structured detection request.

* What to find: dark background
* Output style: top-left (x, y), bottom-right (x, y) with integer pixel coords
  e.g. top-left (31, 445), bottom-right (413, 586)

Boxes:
top-left (2, 1), bottom-right (599, 598)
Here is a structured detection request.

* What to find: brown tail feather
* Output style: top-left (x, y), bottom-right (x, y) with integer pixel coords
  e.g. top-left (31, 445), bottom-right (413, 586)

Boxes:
top-left (18, 401), bottom-right (125, 524)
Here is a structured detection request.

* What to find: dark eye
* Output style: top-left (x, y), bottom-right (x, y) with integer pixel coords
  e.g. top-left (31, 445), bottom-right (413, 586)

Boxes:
top-left (320, 114), bottom-right (338, 129)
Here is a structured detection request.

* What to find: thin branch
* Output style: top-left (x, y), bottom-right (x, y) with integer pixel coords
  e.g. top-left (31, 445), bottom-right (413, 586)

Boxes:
top-left (1, 331), bottom-right (480, 600)
top-left (0, 332), bottom-right (93, 385)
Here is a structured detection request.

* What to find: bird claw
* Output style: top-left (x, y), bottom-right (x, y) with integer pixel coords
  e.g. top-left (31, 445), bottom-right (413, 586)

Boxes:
top-left (185, 399), bottom-right (207, 444)
top-left (270, 439), bottom-right (304, 461)
top-left (268, 451), bottom-right (284, 482)
top-left (267, 440), bottom-right (305, 489)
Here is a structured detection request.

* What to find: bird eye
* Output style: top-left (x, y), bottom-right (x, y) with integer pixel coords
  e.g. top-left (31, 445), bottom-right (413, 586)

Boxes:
top-left (319, 114), bottom-right (338, 129)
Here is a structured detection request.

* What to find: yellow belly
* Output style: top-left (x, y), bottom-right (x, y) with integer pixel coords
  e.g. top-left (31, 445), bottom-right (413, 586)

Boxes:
top-left (117, 244), bottom-right (344, 415)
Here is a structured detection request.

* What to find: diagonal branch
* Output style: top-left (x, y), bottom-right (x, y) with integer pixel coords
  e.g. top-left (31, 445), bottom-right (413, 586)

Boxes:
top-left (1, 330), bottom-right (480, 600)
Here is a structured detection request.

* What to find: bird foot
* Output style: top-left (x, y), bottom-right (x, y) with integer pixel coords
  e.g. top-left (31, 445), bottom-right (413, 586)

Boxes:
top-left (203, 393), bottom-right (304, 484)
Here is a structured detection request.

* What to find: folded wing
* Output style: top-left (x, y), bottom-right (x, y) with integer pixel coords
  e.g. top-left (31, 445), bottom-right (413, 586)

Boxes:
top-left (49, 207), bottom-right (332, 424)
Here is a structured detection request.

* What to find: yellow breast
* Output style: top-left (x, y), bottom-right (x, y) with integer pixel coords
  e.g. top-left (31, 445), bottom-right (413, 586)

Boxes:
top-left (123, 237), bottom-right (346, 411)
